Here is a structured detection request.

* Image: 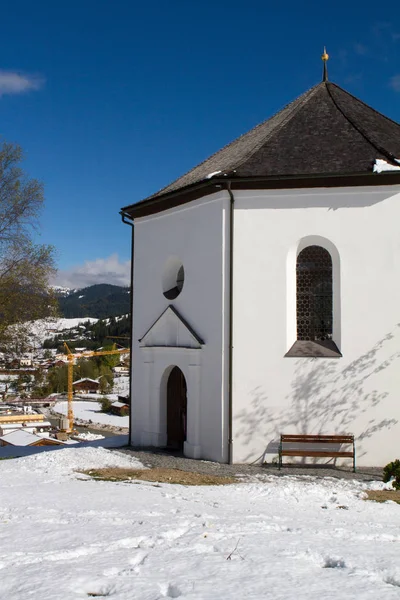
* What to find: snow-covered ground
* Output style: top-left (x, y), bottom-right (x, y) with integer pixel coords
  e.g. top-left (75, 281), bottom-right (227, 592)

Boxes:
top-left (73, 431), bottom-right (105, 441)
top-left (113, 375), bottom-right (130, 396)
top-left (55, 400), bottom-right (129, 427)
top-left (0, 447), bottom-right (399, 599)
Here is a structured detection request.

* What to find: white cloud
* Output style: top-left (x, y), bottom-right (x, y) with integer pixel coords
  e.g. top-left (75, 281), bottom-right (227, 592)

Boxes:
top-left (54, 254), bottom-right (131, 289)
top-left (389, 75), bottom-right (400, 92)
top-left (0, 70), bottom-right (44, 97)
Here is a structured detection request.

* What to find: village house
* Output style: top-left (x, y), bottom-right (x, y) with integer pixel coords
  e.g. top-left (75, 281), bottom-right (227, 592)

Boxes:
top-left (72, 378), bottom-right (100, 394)
top-left (0, 421), bottom-right (52, 436)
top-left (0, 409), bottom-right (52, 437)
top-left (19, 357), bottom-right (33, 367)
top-left (53, 360), bottom-right (68, 368)
top-left (40, 360), bottom-right (55, 370)
top-left (0, 430), bottom-right (64, 447)
top-left (110, 401), bottom-right (129, 416)
top-left (121, 55), bottom-right (400, 466)
top-left (7, 359), bottom-right (20, 370)
top-left (118, 395), bottom-right (129, 404)
top-left (113, 365), bottom-right (129, 376)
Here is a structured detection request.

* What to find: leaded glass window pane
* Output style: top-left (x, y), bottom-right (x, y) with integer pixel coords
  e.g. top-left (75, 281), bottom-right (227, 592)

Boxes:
top-left (296, 245), bottom-right (332, 341)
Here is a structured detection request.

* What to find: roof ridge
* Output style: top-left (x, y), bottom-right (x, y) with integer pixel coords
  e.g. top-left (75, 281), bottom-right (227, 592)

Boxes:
top-left (326, 82), bottom-right (400, 164)
top-left (329, 82), bottom-right (400, 129)
top-left (234, 83), bottom-right (323, 171)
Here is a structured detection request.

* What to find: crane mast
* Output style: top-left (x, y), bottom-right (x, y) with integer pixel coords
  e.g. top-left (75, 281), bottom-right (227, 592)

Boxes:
top-left (63, 342), bottom-right (130, 432)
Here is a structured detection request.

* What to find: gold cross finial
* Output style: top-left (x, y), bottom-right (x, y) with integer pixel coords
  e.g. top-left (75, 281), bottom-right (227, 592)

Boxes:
top-left (321, 47), bottom-right (329, 82)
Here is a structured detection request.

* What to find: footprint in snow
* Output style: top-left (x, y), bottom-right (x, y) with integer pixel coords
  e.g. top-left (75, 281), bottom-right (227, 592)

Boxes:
top-left (128, 550), bottom-right (148, 574)
top-left (157, 525), bottom-right (190, 544)
top-left (322, 556), bottom-right (346, 569)
top-left (109, 536), bottom-right (151, 550)
top-left (383, 571), bottom-right (400, 587)
top-left (159, 583), bottom-right (182, 598)
top-left (104, 551), bottom-right (148, 578)
top-left (75, 579), bottom-right (114, 597)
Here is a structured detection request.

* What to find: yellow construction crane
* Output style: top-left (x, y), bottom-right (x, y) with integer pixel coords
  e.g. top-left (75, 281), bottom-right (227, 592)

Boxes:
top-left (63, 342), bottom-right (130, 432)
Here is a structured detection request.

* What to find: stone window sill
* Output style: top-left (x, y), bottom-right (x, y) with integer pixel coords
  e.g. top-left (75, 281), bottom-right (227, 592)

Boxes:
top-left (285, 340), bottom-right (342, 358)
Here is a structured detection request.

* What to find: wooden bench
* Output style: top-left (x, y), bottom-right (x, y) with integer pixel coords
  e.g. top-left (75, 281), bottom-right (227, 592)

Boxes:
top-left (278, 434), bottom-right (356, 472)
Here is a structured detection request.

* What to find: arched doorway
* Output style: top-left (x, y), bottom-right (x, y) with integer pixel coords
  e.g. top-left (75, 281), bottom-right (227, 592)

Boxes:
top-left (167, 366), bottom-right (187, 449)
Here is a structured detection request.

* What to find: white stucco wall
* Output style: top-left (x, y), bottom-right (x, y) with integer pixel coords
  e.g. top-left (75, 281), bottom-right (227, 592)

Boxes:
top-left (232, 184), bottom-right (400, 466)
top-left (131, 191), bottom-right (230, 462)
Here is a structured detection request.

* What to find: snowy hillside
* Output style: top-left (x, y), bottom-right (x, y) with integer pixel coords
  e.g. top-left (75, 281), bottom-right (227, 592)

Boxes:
top-left (0, 447), bottom-right (399, 599)
top-left (28, 317), bottom-right (98, 345)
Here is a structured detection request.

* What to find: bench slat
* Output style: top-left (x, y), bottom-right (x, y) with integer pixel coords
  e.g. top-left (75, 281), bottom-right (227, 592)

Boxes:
top-left (281, 435), bottom-right (353, 443)
top-left (281, 450), bottom-right (354, 458)
top-left (278, 433), bottom-right (356, 472)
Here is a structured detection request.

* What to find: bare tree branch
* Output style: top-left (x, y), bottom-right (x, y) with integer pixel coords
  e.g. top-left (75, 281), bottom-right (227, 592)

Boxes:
top-left (0, 140), bottom-right (57, 351)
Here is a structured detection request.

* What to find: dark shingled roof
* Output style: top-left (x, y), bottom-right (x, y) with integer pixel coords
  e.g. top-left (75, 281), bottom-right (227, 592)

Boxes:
top-left (123, 81), bottom-right (400, 215)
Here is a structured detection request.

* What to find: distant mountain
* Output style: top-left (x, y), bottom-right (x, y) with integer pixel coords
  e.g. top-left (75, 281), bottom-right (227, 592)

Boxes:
top-left (52, 285), bottom-right (75, 297)
top-left (57, 284), bottom-right (131, 319)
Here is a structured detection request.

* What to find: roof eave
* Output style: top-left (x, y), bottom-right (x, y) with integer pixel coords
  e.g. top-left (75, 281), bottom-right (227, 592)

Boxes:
top-left (121, 171), bottom-right (400, 219)
top-left (120, 179), bottom-right (214, 218)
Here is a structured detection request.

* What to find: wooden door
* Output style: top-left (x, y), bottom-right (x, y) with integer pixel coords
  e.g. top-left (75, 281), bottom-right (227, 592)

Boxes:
top-left (167, 366), bottom-right (187, 449)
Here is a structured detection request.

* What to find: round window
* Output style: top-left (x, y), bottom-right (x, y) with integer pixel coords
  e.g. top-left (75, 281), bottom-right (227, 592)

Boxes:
top-left (162, 258), bottom-right (185, 300)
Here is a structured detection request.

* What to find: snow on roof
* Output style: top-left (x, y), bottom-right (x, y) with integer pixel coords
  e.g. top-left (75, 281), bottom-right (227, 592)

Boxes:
top-left (111, 401), bottom-right (128, 408)
top-left (0, 430), bottom-right (46, 446)
top-left (0, 421), bottom-right (51, 430)
top-left (373, 158), bottom-right (400, 173)
top-left (205, 170), bottom-right (222, 179)
top-left (73, 378), bottom-right (100, 385)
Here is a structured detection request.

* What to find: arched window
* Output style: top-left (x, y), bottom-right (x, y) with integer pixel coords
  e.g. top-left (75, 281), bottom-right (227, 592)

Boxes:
top-left (296, 245), bottom-right (332, 341)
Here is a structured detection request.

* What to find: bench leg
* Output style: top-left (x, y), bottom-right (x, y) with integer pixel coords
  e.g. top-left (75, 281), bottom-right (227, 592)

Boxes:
top-left (278, 443), bottom-right (282, 470)
top-left (353, 444), bottom-right (356, 473)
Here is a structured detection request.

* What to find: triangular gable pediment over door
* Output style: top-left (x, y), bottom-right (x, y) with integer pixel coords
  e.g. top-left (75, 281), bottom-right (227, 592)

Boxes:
top-left (139, 306), bottom-right (204, 349)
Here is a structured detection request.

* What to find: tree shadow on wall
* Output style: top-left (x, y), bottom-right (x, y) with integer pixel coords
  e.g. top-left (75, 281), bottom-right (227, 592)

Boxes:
top-left (235, 327), bottom-right (400, 463)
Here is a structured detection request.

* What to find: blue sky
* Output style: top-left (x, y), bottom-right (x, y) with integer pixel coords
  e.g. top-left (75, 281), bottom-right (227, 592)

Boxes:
top-left (1, 0), bottom-right (399, 287)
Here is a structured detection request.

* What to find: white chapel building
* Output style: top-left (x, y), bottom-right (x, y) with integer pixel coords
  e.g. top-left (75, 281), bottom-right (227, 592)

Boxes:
top-left (121, 63), bottom-right (400, 466)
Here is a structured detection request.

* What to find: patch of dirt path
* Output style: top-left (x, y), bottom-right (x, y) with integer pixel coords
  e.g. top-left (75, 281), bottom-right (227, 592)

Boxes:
top-left (82, 467), bottom-right (238, 486)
